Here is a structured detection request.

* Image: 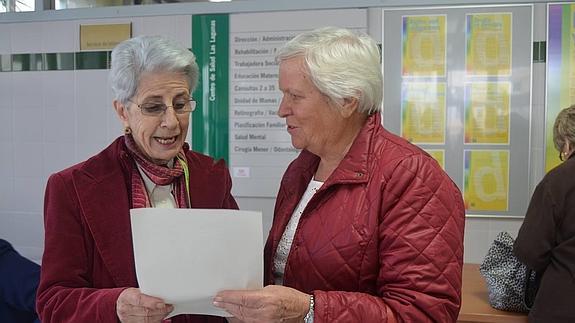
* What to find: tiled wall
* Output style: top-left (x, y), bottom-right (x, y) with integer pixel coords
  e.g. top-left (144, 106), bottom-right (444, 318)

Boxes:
top-left (0, 16), bottom-right (192, 263)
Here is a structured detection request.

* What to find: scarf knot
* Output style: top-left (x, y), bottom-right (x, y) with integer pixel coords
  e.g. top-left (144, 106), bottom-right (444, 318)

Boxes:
top-left (124, 134), bottom-right (189, 208)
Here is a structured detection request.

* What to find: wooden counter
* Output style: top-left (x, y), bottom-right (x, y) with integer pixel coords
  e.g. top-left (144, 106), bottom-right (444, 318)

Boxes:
top-left (458, 264), bottom-right (528, 323)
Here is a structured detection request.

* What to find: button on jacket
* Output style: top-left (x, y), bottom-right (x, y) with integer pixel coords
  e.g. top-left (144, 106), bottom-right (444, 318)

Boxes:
top-left (265, 113), bottom-right (465, 322)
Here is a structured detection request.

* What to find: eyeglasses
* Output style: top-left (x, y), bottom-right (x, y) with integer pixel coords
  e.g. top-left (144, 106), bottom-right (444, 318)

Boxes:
top-left (129, 98), bottom-right (197, 116)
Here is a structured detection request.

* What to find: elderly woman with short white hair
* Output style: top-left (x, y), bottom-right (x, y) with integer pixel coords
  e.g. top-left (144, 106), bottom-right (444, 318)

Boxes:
top-left (214, 27), bottom-right (465, 323)
top-left (37, 35), bottom-right (237, 323)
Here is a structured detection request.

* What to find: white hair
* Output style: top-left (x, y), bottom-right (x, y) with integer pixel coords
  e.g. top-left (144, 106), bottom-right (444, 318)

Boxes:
top-left (109, 35), bottom-right (199, 104)
top-left (276, 27), bottom-right (382, 114)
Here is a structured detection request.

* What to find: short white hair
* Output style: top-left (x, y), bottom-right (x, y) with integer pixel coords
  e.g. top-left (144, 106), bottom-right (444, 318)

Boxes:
top-left (109, 35), bottom-right (199, 104)
top-left (276, 27), bottom-right (382, 115)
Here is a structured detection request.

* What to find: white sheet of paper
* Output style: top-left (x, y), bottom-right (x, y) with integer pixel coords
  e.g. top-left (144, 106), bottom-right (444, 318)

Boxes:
top-left (130, 208), bottom-right (263, 318)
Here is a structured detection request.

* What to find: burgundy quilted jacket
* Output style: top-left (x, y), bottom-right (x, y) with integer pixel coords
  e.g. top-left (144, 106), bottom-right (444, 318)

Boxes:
top-left (264, 113), bottom-right (465, 322)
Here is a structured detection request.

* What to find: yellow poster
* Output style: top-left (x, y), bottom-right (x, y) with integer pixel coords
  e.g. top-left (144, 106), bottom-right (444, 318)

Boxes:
top-left (464, 150), bottom-right (509, 212)
top-left (466, 13), bottom-right (512, 76)
top-left (401, 82), bottom-right (446, 144)
top-left (402, 15), bottom-right (446, 77)
top-left (464, 82), bottom-right (510, 144)
top-left (425, 149), bottom-right (445, 169)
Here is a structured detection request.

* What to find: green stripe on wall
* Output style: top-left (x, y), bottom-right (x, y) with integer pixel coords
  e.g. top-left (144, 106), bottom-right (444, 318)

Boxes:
top-left (45, 53), bottom-right (75, 70)
top-left (75, 51), bottom-right (108, 70)
top-left (12, 53), bottom-right (43, 71)
top-left (0, 54), bottom-right (11, 71)
top-left (0, 51), bottom-right (111, 72)
top-left (192, 14), bottom-right (230, 163)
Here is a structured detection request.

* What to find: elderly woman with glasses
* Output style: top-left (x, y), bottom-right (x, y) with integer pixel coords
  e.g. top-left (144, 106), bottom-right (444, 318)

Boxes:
top-left (36, 35), bottom-right (237, 323)
top-left (514, 105), bottom-right (575, 323)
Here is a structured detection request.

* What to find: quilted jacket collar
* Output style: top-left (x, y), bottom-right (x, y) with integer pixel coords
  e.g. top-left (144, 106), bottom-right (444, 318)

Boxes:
top-left (284, 112), bottom-right (380, 190)
top-left (266, 112), bottom-right (382, 284)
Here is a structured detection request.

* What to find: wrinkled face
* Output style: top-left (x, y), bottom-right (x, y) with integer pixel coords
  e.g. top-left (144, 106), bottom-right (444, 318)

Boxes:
top-left (114, 71), bottom-right (190, 165)
top-left (277, 57), bottom-right (344, 157)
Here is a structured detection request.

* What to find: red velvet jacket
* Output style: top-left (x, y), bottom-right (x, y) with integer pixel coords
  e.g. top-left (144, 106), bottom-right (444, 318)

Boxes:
top-left (264, 113), bottom-right (465, 322)
top-left (37, 137), bottom-right (238, 323)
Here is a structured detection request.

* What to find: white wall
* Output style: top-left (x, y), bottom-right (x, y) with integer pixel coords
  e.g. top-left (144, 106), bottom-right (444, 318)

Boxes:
top-left (0, 15), bottom-right (193, 263)
top-left (0, 2), bottom-right (550, 265)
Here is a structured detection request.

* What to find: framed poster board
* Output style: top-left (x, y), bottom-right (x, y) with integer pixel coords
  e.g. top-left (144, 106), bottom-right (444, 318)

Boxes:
top-left (383, 5), bottom-right (533, 217)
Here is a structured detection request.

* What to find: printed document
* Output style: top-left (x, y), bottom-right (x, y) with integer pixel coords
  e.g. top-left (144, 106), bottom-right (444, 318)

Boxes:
top-left (130, 208), bottom-right (263, 317)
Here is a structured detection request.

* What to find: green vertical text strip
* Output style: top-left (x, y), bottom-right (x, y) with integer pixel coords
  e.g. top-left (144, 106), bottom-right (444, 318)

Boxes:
top-left (192, 14), bottom-right (230, 163)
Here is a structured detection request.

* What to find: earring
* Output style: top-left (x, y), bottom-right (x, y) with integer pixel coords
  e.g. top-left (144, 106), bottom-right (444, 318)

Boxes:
top-left (124, 127), bottom-right (132, 135)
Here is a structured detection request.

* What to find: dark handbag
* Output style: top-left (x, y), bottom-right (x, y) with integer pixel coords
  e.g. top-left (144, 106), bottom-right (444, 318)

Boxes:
top-left (479, 231), bottom-right (538, 313)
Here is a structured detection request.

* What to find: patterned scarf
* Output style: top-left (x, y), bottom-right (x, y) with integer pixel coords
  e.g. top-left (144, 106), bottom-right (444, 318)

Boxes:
top-left (124, 134), bottom-right (189, 209)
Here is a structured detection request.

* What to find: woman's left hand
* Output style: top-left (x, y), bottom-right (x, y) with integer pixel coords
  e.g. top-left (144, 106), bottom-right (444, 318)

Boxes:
top-left (213, 285), bottom-right (310, 323)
